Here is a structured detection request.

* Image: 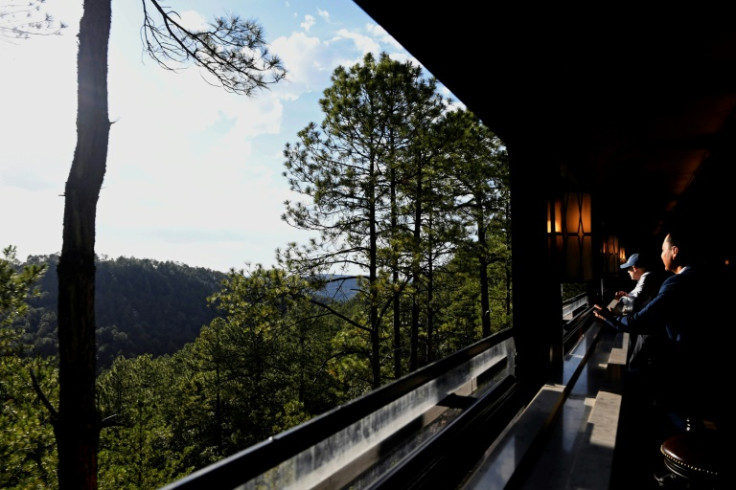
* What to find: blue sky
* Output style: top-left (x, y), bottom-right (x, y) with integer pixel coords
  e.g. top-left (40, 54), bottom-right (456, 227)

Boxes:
top-left (0, 0), bottom-right (458, 272)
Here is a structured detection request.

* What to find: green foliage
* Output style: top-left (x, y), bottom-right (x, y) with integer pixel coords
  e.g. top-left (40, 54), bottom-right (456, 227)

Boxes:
top-left (0, 246), bottom-right (47, 329)
top-left (281, 52), bottom-right (458, 387)
top-left (0, 246), bottom-right (57, 489)
top-left (94, 266), bottom-right (348, 484)
top-left (562, 282), bottom-right (587, 301)
top-left (13, 255), bottom-right (225, 367)
top-left (206, 266), bottom-right (345, 421)
top-left (97, 354), bottom-right (193, 489)
top-left (281, 55), bottom-right (512, 385)
top-left (437, 109), bottom-right (511, 337)
top-left (0, 354), bottom-right (58, 489)
top-left (433, 251), bottom-right (511, 354)
top-left (1, 51), bottom-right (514, 488)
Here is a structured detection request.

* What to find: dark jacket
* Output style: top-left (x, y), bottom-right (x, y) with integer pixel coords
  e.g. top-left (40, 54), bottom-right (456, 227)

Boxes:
top-left (615, 267), bottom-right (707, 342)
top-left (607, 266), bottom-right (721, 418)
top-left (624, 269), bottom-right (669, 370)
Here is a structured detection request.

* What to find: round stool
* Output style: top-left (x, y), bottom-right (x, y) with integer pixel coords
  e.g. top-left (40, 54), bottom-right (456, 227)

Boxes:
top-left (659, 430), bottom-right (721, 489)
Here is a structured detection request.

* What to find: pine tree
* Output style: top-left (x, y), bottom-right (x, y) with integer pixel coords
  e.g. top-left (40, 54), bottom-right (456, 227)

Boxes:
top-left (281, 52), bottom-right (446, 388)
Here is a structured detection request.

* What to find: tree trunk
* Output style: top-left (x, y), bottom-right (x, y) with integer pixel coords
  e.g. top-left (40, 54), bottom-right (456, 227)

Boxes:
top-left (424, 209), bottom-right (434, 363)
top-left (409, 167), bottom-right (422, 371)
top-left (390, 166), bottom-right (402, 379)
top-left (56, 1), bottom-right (111, 488)
top-left (368, 166), bottom-right (381, 389)
top-left (477, 223), bottom-right (491, 337)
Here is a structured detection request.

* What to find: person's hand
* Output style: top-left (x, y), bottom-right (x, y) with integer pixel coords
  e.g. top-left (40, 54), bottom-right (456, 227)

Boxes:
top-left (614, 291), bottom-right (628, 299)
top-left (593, 304), bottom-right (610, 321)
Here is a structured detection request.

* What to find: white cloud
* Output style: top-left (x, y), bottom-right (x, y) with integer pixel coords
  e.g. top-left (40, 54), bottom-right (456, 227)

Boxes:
top-left (0, 0), bottom-right (79, 259)
top-left (0, 22), bottom-right (78, 189)
top-left (300, 14), bottom-right (315, 32)
top-left (365, 22), bottom-right (404, 52)
top-left (332, 28), bottom-right (380, 56)
top-left (270, 31), bottom-right (328, 94)
top-left (177, 10), bottom-right (209, 32)
top-left (0, 0), bottom-right (418, 272)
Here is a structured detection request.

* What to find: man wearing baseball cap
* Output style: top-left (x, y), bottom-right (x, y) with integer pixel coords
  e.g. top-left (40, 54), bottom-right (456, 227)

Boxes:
top-left (615, 253), bottom-right (666, 316)
top-left (613, 252), bottom-right (669, 372)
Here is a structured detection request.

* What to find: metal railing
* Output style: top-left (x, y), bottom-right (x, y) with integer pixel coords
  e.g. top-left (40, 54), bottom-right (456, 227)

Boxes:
top-left (160, 329), bottom-right (518, 490)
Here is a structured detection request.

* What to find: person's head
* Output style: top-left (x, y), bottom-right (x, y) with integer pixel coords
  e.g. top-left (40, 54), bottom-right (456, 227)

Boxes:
top-left (661, 225), bottom-right (694, 273)
top-left (620, 252), bottom-right (647, 281)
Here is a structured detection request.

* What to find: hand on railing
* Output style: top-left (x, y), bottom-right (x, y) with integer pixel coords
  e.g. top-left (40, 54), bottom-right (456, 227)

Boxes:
top-left (592, 303), bottom-right (620, 330)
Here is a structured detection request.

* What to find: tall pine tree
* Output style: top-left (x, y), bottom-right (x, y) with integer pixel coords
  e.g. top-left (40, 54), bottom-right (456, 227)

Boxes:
top-left (281, 52), bottom-right (445, 388)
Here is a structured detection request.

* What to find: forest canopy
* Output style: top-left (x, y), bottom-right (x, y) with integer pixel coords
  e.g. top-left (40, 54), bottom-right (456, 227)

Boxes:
top-left (2, 52), bottom-right (511, 489)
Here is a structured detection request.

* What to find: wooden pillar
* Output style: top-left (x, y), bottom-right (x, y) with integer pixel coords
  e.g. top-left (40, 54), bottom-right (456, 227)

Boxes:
top-left (507, 138), bottom-right (564, 390)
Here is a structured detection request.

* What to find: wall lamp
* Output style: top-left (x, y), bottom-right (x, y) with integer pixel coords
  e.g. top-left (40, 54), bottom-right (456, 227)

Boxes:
top-left (547, 192), bottom-right (593, 282)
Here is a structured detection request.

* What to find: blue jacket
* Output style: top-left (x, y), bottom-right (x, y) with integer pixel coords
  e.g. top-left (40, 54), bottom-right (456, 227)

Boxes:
top-left (606, 265), bottom-right (722, 417)
top-left (615, 266), bottom-right (706, 344)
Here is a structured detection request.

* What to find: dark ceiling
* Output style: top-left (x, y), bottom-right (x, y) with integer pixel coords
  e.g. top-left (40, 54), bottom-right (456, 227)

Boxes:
top-left (351, 5), bottom-right (736, 258)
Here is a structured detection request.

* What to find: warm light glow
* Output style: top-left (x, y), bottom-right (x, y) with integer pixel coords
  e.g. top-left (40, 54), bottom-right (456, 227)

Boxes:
top-left (600, 236), bottom-right (624, 273)
top-left (547, 200), bottom-right (562, 234)
top-left (548, 192), bottom-right (593, 281)
top-left (564, 192), bottom-right (592, 236)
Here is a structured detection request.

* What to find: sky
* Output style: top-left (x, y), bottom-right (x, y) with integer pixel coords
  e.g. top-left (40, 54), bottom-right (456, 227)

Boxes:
top-left (0, 0), bottom-right (456, 273)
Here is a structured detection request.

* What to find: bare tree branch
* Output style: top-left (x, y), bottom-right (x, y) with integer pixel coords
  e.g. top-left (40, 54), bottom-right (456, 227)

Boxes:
top-left (29, 368), bottom-right (59, 423)
top-left (0, 0), bottom-right (67, 41)
top-left (140, 0), bottom-right (286, 96)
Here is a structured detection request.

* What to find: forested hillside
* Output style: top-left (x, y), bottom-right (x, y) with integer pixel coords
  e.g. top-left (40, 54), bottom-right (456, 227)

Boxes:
top-left (2, 52), bottom-right (512, 489)
top-left (14, 255), bottom-right (227, 368)
top-left (13, 256), bottom-right (361, 369)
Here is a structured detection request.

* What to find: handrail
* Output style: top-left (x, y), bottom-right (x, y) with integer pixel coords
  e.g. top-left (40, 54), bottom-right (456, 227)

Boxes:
top-left (563, 304), bottom-right (595, 352)
top-left (364, 376), bottom-right (525, 489)
top-left (458, 309), bottom-right (623, 489)
top-left (505, 318), bottom-right (606, 488)
top-left (562, 292), bottom-right (588, 320)
top-left (160, 328), bottom-right (515, 490)
top-left (359, 310), bottom-right (608, 490)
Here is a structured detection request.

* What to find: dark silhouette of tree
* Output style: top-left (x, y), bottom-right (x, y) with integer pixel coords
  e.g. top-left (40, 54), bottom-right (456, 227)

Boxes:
top-left (1, 1), bottom-right (286, 487)
top-left (140, 1), bottom-right (284, 95)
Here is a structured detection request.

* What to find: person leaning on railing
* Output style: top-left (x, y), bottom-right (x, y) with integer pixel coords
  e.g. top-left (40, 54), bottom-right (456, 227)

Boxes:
top-left (593, 224), bottom-right (731, 478)
top-left (612, 252), bottom-right (669, 372)
top-left (614, 252), bottom-right (663, 314)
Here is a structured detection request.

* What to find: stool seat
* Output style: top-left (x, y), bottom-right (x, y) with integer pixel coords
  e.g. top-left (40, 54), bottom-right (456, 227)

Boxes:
top-left (660, 430), bottom-right (721, 487)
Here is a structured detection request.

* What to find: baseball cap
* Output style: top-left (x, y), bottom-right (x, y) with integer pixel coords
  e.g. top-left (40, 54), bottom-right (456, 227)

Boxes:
top-left (620, 253), bottom-right (642, 269)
